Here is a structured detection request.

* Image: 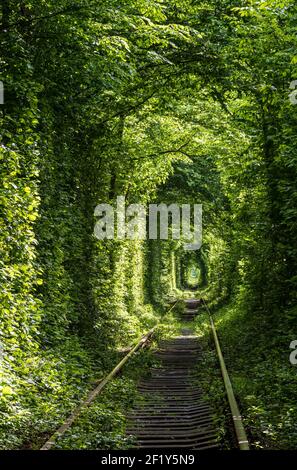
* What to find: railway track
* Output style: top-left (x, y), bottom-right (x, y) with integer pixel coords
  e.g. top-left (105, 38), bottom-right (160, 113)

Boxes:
top-left (126, 300), bottom-right (219, 449)
top-left (181, 299), bottom-right (202, 321)
top-left (40, 298), bottom-right (249, 451)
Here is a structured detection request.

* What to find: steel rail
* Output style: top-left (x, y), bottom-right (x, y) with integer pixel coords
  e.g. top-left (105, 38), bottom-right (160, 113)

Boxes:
top-left (202, 298), bottom-right (249, 450)
top-left (40, 299), bottom-right (180, 450)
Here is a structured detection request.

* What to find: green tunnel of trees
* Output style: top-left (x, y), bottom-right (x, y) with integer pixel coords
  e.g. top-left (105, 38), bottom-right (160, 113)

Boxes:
top-left (1, 0), bottom-right (297, 450)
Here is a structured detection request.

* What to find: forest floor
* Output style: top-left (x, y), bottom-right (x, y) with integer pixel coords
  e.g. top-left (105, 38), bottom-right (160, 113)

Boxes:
top-left (4, 300), bottom-right (297, 450)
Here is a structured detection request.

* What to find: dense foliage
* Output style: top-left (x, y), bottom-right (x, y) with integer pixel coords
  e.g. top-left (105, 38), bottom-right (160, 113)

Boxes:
top-left (1, 0), bottom-right (297, 450)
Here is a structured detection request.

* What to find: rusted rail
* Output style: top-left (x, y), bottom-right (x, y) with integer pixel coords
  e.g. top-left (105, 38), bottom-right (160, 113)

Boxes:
top-left (202, 298), bottom-right (249, 450)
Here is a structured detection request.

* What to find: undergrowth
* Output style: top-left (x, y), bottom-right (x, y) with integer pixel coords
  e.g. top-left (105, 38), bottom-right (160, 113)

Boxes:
top-left (53, 348), bottom-right (158, 450)
top-left (195, 299), bottom-right (297, 450)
